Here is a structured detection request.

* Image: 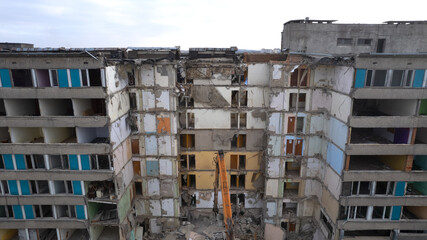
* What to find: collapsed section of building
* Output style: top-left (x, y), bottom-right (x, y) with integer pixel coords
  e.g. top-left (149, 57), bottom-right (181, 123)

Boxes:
top-left (0, 19), bottom-right (427, 240)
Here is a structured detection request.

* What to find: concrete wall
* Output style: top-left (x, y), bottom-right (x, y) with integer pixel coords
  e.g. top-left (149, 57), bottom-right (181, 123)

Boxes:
top-left (282, 22), bottom-right (427, 54)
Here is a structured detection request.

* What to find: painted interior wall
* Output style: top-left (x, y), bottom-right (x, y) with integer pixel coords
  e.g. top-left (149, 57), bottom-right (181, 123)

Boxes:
top-left (332, 67), bottom-right (354, 94)
top-left (414, 155), bottom-right (427, 169)
top-left (105, 66), bottom-right (128, 94)
top-left (110, 114), bottom-right (131, 149)
top-left (39, 99), bottom-right (73, 116)
top-left (416, 128), bottom-right (427, 143)
top-left (378, 155), bottom-right (406, 170)
top-left (330, 92), bottom-right (351, 122)
top-left (107, 91), bottom-right (130, 123)
top-left (377, 99), bottom-right (417, 116)
top-left (112, 138), bottom-right (132, 175)
top-left (248, 63), bottom-right (270, 85)
top-left (406, 206), bottom-right (427, 219)
top-left (43, 127), bottom-right (73, 143)
top-left (10, 127), bottom-right (43, 143)
top-left (4, 99), bottom-right (38, 116)
top-left (76, 126), bottom-right (108, 143)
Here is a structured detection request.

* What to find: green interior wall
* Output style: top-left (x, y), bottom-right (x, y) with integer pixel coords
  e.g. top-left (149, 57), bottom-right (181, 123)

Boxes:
top-left (412, 182), bottom-right (427, 195)
top-left (413, 155), bottom-right (427, 170)
top-left (420, 99), bottom-right (427, 115)
top-left (90, 225), bottom-right (105, 240)
top-left (118, 187), bottom-right (131, 223)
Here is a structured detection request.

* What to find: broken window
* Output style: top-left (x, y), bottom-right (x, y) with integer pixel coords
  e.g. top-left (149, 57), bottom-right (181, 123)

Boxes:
top-left (365, 69), bottom-right (387, 87)
top-left (239, 155), bottom-right (246, 170)
top-left (179, 113), bottom-right (194, 129)
top-left (135, 182), bottom-right (142, 195)
top-left (346, 206), bottom-right (368, 219)
top-left (25, 155), bottom-right (46, 169)
top-left (231, 90), bottom-right (248, 107)
top-left (127, 70), bottom-right (135, 86)
top-left (80, 70), bottom-right (89, 86)
top-left (88, 69), bottom-right (103, 86)
top-left (375, 181), bottom-right (395, 195)
top-left (129, 93), bottom-right (137, 110)
top-left (49, 155), bottom-right (69, 169)
top-left (56, 205), bottom-right (77, 218)
top-left (230, 174), bottom-right (245, 188)
top-left (90, 155), bottom-right (111, 170)
top-left (320, 211), bottom-right (333, 237)
top-left (231, 91), bottom-right (239, 107)
top-left (230, 113), bottom-right (246, 128)
top-left (34, 205), bottom-right (53, 218)
top-left (179, 89), bottom-right (194, 108)
top-left (0, 100), bottom-right (5, 116)
top-left (231, 134), bottom-right (246, 148)
top-left (181, 174), bottom-right (196, 188)
top-left (231, 68), bottom-right (247, 85)
top-left (189, 155), bottom-right (195, 169)
top-left (373, 70), bottom-right (387, 86)
top-left (180, 134), bottom-right (195, 148)
top-left (187, 112), bottom-right (195, 128)
top-left (290, 67), bottom-right (309, 87)
top-left (0, 205), bottom-right (14, 218)
top-left (180, 155), bottom-right (195, 170)
top-left (230, 155), bottom-right (246, 170)
top-left (35, 69), bottom-right (50, 87)
top-left (351, 181), bottom-right (371, 195)
top-left (240, 91), bottom-right (247, 106)
top-left (357, 38), bottom-right (372, 46)
top-left (372, 206), bottom-right (392, 219)
top-left (30, 180), bottom-right (50, 194)
top-left (53, 180), bottom-right (73, 194)
top-left (289, 93), bottom-right (306, 111)
top-left (296, 117), bottom-right (304, 133)
top-left (50, 69), bottom-right (59, 86)
top-left (337, 38), bottom-right (353, 46)
top-left (180, 155), bottom-right (187, 170)
top-left (0, 180), bottom-right (9, 194)
top-left (11, 69), bottom-right (33, 87)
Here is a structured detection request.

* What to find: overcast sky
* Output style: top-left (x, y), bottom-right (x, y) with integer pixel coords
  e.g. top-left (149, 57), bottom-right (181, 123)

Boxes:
top-left (1, 0), bottom-right (425, 50)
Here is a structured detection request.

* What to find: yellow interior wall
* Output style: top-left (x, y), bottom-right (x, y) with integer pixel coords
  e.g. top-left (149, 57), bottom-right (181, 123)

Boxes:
top-left (0, 229), bottom-right (17, 240)
top-left (378, 155), bottom-right (406, 170)
top-left (188, 169), bottom-right (261, 190)
top-left (180, 151), bottom-right (261, 170)
top-left (194, 171), bottom-right (215, 189)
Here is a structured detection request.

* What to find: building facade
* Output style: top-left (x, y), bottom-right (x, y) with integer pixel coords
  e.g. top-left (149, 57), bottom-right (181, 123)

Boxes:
top-left (0, 20), bottom-right (426, 240)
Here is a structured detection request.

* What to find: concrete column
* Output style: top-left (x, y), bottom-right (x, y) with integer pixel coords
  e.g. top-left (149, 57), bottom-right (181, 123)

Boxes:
top-left (366, 206), bottom-right (373, 220)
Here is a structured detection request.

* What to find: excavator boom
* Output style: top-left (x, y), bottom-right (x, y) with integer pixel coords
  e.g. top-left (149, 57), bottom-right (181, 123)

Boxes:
top-left (217, 150), bottom-right (234, 239)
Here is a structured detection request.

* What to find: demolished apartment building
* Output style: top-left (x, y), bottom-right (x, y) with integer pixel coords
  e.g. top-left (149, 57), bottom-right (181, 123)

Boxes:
top-left (1, 19), bottom-right (427, 240)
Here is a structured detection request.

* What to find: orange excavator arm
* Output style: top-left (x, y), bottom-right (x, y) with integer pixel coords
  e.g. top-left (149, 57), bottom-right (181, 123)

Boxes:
top-left (217, 150), bottom-right (234, 240)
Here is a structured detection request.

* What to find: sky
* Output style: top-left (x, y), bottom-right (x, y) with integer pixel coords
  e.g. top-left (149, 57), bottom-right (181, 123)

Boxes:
top-left (1, 0), bottom-right (426, 50)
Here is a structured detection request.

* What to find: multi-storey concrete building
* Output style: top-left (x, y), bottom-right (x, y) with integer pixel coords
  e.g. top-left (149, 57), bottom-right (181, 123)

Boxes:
top-left (277, 20), bottom-right (427, 240)
top-left (0, 46), bottom-right (135, 239)
top-left (0, 19), bottom-right (426, 240)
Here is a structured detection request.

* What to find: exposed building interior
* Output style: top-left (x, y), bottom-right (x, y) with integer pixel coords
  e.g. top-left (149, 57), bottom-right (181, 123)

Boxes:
top-left (1, 20), bottom-right (427, 240)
